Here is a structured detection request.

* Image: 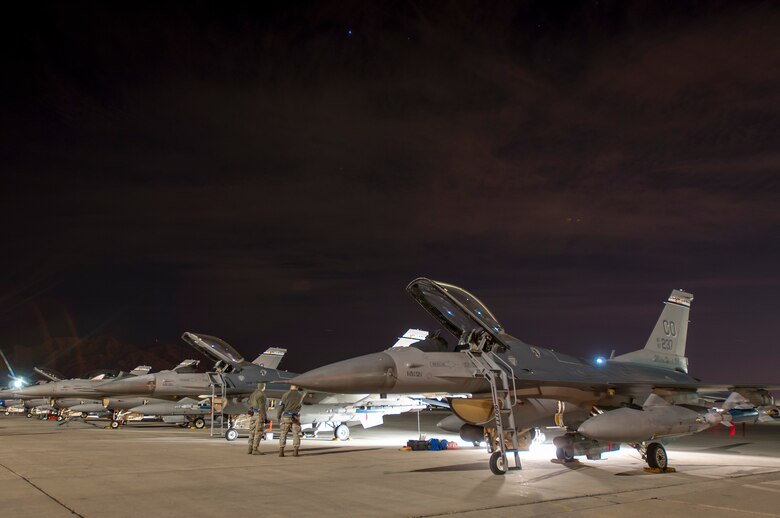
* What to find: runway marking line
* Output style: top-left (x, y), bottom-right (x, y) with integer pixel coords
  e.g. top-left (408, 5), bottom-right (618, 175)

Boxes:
top-left (743, 483), bottom-right (780, 494)
top-left (661, 497), bottom-right (778, 516)
top-left (0, 462), bottom-right (84, 517)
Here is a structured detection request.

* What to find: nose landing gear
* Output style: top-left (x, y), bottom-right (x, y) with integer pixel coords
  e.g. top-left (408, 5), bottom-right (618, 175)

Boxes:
top-left (635, 442), bottom-right (675, 472)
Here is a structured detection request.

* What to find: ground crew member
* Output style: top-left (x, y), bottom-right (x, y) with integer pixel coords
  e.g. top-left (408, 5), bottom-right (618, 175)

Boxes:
top-left (247, 382), bottom-right (267, 455)
top-left (277, 384), bottom-right (304, 457)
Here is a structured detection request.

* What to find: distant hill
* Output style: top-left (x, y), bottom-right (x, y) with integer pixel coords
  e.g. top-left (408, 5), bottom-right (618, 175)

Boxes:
top-left (3, 336), bottom-right (199, 379)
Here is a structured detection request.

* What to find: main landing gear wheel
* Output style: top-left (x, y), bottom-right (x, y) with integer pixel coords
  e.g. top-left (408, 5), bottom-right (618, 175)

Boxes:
top-left (225, 428), bottom-right (239, 441)
top-left (334, 424), bottom-right (350, 441)
top-left (556, 447), bottom-right (575, 462)
top-left (193, 417), bottom-right (206, 429)
top-left (647, 443), bottom-right (668, 470)
top-left (110, 420), bottom-right (120, 429)
top-left (56, 415), bottom-right (64, 421)
top-left (489, 451), bottom-right (508, 475)
top-left (26, 413), bottom-right (32, 418)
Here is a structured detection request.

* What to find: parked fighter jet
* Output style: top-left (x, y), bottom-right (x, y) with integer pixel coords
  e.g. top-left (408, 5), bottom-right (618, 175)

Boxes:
top-left (291, 278), bottom-right (778, 474)
top-left (5, 365), bottom-right (152, 421)
top-left (101, 332), bottom-right (427, 439)
top-left (100, 336), bottom-right (294, 399)
top-left (15, 366), bottom-right (151, 399)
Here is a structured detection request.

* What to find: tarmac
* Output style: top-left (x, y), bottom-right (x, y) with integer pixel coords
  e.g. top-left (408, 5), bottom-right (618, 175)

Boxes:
top-left (1, 411), bottom-right (779, 517)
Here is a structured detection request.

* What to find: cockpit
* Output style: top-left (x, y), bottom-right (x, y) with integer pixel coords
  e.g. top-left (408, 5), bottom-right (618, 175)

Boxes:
top-left (406, 278), bottom-right (509, 351)
top-left (181, 332), bottom-right (248, 370)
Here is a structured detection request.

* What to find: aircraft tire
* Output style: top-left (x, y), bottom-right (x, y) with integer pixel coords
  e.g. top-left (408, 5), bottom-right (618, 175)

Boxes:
top-left (225, 428), bottom-right (239, 441)
top-left (110, 420), bottom-right (120, 429)
top-left (647, 443), bottom-right (667, 470)
top-left (489, 451), bottom-right (508, 475)
top-left (26, 413), bottom-right (32, 418)
top-left (334, 424), bottom-right (350, 441)
top-left (193, 417), bottom-right (206, 429)
top-left (57, 415), bottom-right (64, 421)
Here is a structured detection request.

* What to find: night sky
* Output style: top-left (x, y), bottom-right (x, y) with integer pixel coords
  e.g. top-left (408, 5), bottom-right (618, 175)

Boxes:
top-left (1, 2), bottom-right (778, 383)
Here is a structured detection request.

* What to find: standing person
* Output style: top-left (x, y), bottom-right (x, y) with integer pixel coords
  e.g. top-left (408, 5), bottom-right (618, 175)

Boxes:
top-left (247, 383), bottom-right (267, 455)
top-left (277, 384), bottom-right (304, 457)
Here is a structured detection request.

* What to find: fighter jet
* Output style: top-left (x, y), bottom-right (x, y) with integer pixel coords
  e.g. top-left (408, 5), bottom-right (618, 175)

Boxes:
top-left (291, 278), bottom-right (778, 474)
top-left (4, 365), bottom-right (155, 421)
top-left (101, 332), bottom-right (427, 440)
top-left (15, 366), bottom-right (151, 399)
top-left (100, 336), bottom-right (294, 399)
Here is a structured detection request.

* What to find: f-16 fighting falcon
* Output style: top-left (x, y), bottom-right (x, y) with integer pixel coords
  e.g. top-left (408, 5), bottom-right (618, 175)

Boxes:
top-left (0, 365), bottom-right (153, 419)
top-left (100, 332), bottom-right (426, 440)
top-left (290, 278), bottom-right (778, 475)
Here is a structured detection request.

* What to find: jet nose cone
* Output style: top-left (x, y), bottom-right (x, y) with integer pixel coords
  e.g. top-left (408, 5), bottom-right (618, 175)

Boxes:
top-left (99, 374), bottom-right (156, 395)
top-left (290, 352), bottom-right (397, 393)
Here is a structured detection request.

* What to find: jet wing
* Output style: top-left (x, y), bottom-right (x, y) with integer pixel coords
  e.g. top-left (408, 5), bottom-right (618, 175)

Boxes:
top-left (694, 384), bottom-right (780, 392)
top-left (182, 332), bottom-right (247, 367)
top-left (407, 278), bottom-right (509, 348)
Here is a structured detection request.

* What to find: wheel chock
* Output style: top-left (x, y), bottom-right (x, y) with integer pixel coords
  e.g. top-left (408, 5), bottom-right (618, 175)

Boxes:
top-left (643, 466), bottom-right (676, 473)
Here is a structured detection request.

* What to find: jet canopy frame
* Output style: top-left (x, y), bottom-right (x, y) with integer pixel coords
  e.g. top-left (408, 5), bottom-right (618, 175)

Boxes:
top-left (406, 278), bottom-right (510, 351)
top-left (33, 366), bottom-right (66, 382)
top-left (182, 332), bottom-right (246, 368)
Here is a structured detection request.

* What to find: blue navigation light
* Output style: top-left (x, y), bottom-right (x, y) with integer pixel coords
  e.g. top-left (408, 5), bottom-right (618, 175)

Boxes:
top-left (595, 357), bottom-right (606, 365)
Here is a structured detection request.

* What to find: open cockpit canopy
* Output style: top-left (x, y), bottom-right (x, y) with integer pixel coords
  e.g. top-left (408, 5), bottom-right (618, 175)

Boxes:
top-left (406, 278), bottom-right (507, 348)
top-left (182, 332), bottom-right (246, 367)
top-left (33, 366), bottom-right (66, 382)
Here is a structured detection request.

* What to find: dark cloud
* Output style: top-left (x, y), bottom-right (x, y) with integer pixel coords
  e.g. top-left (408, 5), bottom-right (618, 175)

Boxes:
top-left (0, 2), bottom-right (778, 382)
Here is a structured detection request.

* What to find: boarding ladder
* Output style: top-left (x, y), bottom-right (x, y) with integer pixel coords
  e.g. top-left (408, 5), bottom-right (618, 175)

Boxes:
top-left (208, 372), bottom-right (227, 438)
top-left (465, 338), bottom-right (522, 473)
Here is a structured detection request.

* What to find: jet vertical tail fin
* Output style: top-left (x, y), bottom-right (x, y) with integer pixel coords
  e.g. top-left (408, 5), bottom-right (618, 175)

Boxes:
top-left (391, 329), bottom-right (429, 348)
top-left (171, 359), bottom-right (200, 372)
top-left (613, 290), bottom-right (694, 373)
top-left (252, 348), bottom-right (287, 369)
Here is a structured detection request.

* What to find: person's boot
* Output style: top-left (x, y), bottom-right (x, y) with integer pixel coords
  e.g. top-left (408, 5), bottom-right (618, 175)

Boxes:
top-left (247, 446), bottom-right (253, 454)
top-left (279, 448), bottom-right (285, 457)
top-left (253, 448), bottom-right (263, 455)
top-left (293, 447), bottom-right (299, 457)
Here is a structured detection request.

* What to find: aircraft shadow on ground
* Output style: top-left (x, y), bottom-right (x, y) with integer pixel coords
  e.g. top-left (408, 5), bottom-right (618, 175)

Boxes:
top-left (406, 462), bottom-right (489, 473)
top-left (58, 418), bottom-right (103, 428)
top-left (297, 447), bottom-right (384, 456)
